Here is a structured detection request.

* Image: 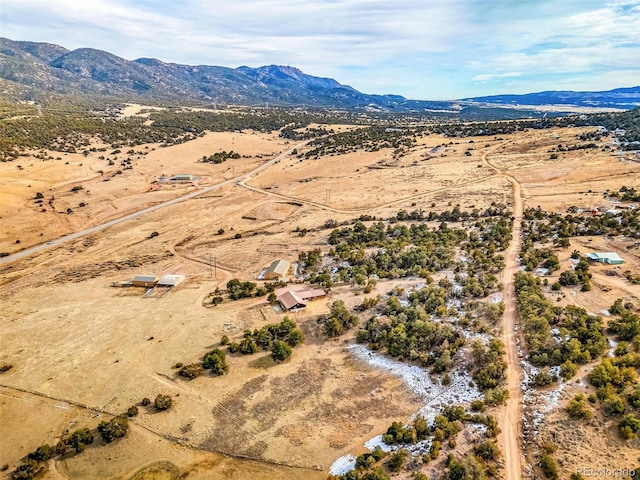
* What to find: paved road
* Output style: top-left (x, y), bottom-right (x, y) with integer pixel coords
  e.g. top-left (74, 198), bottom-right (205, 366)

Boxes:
top-left (0, 141), bottom-right (309, 267)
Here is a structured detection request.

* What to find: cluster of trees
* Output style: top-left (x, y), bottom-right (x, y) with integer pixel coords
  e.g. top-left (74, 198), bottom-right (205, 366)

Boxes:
top-left (0, 105), bottom-right (364, 162)
top-left (395, 202), bottom-right (510, 224)
top-left (607, 186), bottom-right (640, 202)
top-left (299, 206), bottom-right (510, 293)
top-left (322, 300), bottom-right (359, 337)
top-left (566, 394), bottom-right (592, 420)
top-left (335, 407), bottom-right (501, 479)
top-left (380, 405), bottom-right (501, 448)
top-left (280, 125), bottom-right (333, 140)
top-left (445, 448), bottom-right (501, 480)
top-left (559, 299), bottom-right (640, 439)
top-left (200, 150), bottom-right (241, 163)
top-left (515, 273), bottom-right (607, 377)
top-left (550, 142), bottom-right (598, 152)
top-left (0, 113), bottom-right (194, 161)
top-left (224, 317), bottom-right (304, 361)
top-left (471, 340), bottom-right (508, 404)
top-left (608, 299), bottom-right (640, 344)
top-left (149, 108), bottom-right (356, 136)
top-left (302, 126), bottom-right (419, 159)
top-left (12, 388), bottom-right (179, 479)
top-left (97, 416), bottom-right (129, 443)
top-left (226, 279), bottom-right (258, 300)
top-left (589, 357), bottom-right (638, 417)
top-left (428, 108), bottom-right (639, 148)
top-left (329, 221), bottom-right (447, 276)
top-left (553, 256), bottom-right (592, 292)
top-left (329, 464), bottom-right (390, 480)
top-left (12, 414), bottom-right (131, 479)
top-left (539, 446), bottom-right (559, 480)
top-left (178, 348), bottom-right (228, 379)
top-left (356, 287), bottom-right (464, 373)
top-left (522, 206), bottom-right (639, 243)
top-left (202, 349), bottom-right (229, 375)
top-left (224, 278), bottom-right (288, 301)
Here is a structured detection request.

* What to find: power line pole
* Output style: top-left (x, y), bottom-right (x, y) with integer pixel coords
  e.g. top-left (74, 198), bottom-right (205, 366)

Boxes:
top-left (214, 256), bottom-right (217, 279)
top-left (209, 253), bottom-right (213, 279)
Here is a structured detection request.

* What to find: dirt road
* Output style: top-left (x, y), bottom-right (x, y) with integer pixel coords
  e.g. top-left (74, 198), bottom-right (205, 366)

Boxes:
top-left (500, 177), bottom-right (524, 480)
top-left (483, 147), bottom-right (524, 480)
top-left (0, 141), bottom-right (310, 267)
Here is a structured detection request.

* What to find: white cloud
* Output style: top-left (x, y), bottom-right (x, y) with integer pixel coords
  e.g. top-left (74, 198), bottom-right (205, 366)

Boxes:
top-left (1, 0), bottom-right (638, 98)
top-left (473, 72), bottom-right (522, 82)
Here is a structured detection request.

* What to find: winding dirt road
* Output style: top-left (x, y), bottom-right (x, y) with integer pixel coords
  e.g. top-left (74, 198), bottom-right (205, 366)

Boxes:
top-left (0, 141), bottom-right (310, 267)
top-left (482, 147), bottom-right (524, 480)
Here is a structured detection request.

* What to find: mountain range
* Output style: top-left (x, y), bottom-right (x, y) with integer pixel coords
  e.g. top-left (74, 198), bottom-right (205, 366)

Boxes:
top-left (1, 37), bottom-right (639, 113)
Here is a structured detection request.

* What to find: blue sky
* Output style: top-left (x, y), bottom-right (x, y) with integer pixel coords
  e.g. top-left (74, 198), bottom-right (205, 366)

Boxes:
top-left (2, 0), bottom-right (639, 99)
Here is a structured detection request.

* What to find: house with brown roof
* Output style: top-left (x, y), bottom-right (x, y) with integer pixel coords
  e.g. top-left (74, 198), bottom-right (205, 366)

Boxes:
top-left (278, 290), bottom-right (307, 311)
top-left (276, 286), bottom-right (328, 311)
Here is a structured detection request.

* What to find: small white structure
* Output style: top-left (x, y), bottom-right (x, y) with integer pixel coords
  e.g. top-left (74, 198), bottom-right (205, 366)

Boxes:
top-left (157, 274), bottom-right (185, 287)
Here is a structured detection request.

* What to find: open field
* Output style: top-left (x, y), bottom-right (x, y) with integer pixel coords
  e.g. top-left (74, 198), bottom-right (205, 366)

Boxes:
top-left (1, 119), bottom-right (639, 479)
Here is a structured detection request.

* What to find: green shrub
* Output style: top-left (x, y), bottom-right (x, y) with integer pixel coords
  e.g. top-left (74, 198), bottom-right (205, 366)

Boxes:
top-left (473, 441), bottom-right (501, 460)
top-left (27, 444), bottom-right (54, 462)
top-left (239, 337), bottom-right (258, 354)
top-left (98, 416), bottom-right (128, 443)
top-left (470, 400), bottom-right (485, 412)
top-left (560, 361), bottom-right (578, 380)
top-left (202, 348), bottom-right (228, 375)
top-left (178, 363), bottom-right (204, 379)
top-left (619, 413), bottom-right (640, 439)
top-left (566, 394), bottom-right (592, 420)
top-left (12, 459), bottom-right (45, 480)
top-left (271, 340), bottom-right (292, 362)
top-left (154, 394), bottom-right (173, 410)
top-left (64, 428), bottom-right (94, 453)
top-left (484, 387), bottom-right (509, 406)
top-left (387, 449), bottom-right (408, 472)
top-left (540, 454), bottom-right (558, 479)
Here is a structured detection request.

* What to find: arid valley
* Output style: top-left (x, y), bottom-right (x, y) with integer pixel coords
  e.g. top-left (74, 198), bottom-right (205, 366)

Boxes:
top-left (1, 103), bottom-right (639, 480)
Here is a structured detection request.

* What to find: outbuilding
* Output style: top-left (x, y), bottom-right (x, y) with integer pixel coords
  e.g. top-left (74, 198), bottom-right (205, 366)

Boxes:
top-left (132, 275), bottom-right (158, 287)
top-left (157, 274), bottom-right (185, 287)
top-left (263, 259), bottom-right (292, 280)
top-left (172, 174), bottom-right (193, 182)
top-left (586, 252), bottom-right (624, 265)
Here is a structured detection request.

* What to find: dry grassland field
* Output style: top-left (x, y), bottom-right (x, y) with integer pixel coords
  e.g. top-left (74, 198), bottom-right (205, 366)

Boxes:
top-left (1, 112), bottom-right (639, 480)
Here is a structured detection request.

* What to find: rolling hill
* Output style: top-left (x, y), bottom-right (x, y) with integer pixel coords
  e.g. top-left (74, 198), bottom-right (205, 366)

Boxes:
top-left (1, 37), bottom-right (638, 114)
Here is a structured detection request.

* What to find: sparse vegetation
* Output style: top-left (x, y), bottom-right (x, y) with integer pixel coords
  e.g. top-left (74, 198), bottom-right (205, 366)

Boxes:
top-left (98, 416), bottom-right (128, 443)
top-left (154, 394), bottom-right (173, 410)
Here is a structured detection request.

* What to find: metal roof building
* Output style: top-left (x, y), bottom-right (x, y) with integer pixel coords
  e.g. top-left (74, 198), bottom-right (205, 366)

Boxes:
top-left (158, 274), bottom-right (185, 287)
top-left (264, 259), bottom-right (292, 280)
top-left (278, 291), bottom-right (307, 311)
top-left (132, 275), bottom-right (158, 287)
top-left (586, 252), bottom-right (624, 265)
top-left (276, 286), bottom-right (327, 311)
